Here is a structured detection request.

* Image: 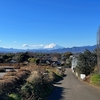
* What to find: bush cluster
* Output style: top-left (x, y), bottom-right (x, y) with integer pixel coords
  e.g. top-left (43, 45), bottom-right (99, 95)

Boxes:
top-left (20, 70), bottom-right (53, 100)
top-left (0, 64), bottom-right (65, 100)
top-left (0, 68), bottom-right (6, 72)
top-left (0, 69), bottom-right (30, 99)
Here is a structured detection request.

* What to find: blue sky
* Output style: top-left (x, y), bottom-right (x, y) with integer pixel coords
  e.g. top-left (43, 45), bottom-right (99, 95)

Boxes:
top-left (0, 0), bottom-right (100, 49)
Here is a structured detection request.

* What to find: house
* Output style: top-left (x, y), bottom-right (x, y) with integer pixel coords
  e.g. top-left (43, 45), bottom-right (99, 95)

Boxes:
top-left (10, 60), bottom-right (17, 63)
top-left (51, 57), bottom-right (60, 67)
top-left (51, 57), bottom-right (58, 62)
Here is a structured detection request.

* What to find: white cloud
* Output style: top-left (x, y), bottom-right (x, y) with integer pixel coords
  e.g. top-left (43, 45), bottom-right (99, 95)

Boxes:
top-left (22, 44), bottom-right (45, 48)
top-left (22, 44), bottom-right (31, 47)
top-left (32, 44), bottom-right (44, 47)
top-left (44, 43), bottom-right (56, 48)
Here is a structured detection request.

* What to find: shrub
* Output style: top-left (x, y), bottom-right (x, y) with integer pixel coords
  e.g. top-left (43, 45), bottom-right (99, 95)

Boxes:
top-left (0, 68), bottom-right (6, 72)
top-left (0, 94), bottom-right (8, 100)
top-left (21, 70), bottom-right (53, 100)
top-left (90, 74), bottom-right (100, 86)
top-left (76, 50), bottom-right (97, 76)
top-left (8, 93), bottom-right (21, 100)
top-left (0, 69), bottom-right (30, 94)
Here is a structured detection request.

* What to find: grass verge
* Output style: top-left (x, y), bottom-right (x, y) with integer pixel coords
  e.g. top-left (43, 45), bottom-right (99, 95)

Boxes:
top-left (90, 74), bottom-right (100, 87)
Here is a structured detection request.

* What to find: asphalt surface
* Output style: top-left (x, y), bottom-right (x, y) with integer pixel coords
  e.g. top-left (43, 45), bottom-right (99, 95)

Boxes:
top-left (47, 68), bottom-right (100, 100)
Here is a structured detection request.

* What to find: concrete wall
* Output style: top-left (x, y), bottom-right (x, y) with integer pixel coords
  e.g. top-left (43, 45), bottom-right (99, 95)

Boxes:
top-left (71, 56), bottom-right (78, 70)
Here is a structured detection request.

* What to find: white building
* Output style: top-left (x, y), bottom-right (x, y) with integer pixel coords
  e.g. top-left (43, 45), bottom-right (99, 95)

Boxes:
top-left (71, 56), bottom-right (78, 72)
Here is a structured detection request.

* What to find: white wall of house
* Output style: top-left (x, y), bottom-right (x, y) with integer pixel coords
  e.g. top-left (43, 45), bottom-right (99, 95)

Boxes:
top-left (71, 56), bottom-right (86, 80)
top-left (71, 56), bottom-right (78, 71)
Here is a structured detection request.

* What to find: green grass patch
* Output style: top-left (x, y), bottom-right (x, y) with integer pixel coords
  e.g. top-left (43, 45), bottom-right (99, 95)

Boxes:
top-left (8, 93), bottom-right (21, 100)
top-left (90, 74), bottom-right (100, 87)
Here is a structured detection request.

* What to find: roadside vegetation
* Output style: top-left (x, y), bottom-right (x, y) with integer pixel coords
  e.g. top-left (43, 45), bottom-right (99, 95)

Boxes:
top-left (0, 52), bottom-right (67, 100)
top-left (75, 49), bottom-right (97, 76)
top-left (0, 64), bottom-right (65, 100)
top-left (90, 74), bottom-right (100, 86)
top-left (73, 49), bottom-right (100, 87)
top-left (0, 68), bottom-right (6, 72)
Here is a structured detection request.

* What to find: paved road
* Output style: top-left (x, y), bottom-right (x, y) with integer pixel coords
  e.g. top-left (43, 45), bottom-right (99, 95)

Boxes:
top-left (47, 68), bottom-right (100, 100)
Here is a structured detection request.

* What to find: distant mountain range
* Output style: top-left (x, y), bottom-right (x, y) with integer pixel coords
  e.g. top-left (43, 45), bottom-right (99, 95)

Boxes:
top-left (0, 45), bottom-right (96, 53)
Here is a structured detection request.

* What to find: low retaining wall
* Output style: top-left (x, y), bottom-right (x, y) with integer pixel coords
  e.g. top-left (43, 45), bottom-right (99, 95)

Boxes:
top-left (80, 74), bottom-right (86, 80)
top-left (71, 69), bottom-right (86, 80)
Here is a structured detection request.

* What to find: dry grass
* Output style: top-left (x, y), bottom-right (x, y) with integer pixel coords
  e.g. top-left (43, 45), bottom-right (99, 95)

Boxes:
top-left (94, 66), bottom-right (98, 73)
top-left (21, 65), bottom-right (54, 100)
top-left (27, 71), bottom-right (40, 83)
top-left (0, 63), bottom-right (27, 69)
top-left (3, 72), bottom-right (17, 77)
top-left (0, 64), bottom-right (32, 94)
top-left (0, 63), bottom-right (63, 99)
top-left (85, 75), bottom-right (91, 83)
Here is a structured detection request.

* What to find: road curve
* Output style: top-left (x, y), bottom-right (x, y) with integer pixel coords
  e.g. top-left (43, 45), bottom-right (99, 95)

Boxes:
top-left (47, 68), bottom-right (100, 100)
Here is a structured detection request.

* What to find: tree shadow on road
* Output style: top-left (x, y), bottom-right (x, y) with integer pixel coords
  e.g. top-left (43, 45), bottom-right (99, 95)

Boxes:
top-left (47, 85), bottom-right (71, 100)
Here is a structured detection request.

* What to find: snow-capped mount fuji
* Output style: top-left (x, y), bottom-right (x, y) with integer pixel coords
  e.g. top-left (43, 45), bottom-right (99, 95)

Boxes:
top-left (43, 43), bottom-right (64, 50)
top-left (0, 44), bottom-right (96, 53)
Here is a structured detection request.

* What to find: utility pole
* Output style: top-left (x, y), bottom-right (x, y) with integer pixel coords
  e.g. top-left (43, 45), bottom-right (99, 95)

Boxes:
top-left (97, 26), bottom-right (100, 74)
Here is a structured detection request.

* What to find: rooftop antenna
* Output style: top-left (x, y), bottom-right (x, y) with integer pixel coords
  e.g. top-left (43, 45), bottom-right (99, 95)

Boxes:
top-left (97, 26), bottom-right (100, 74)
